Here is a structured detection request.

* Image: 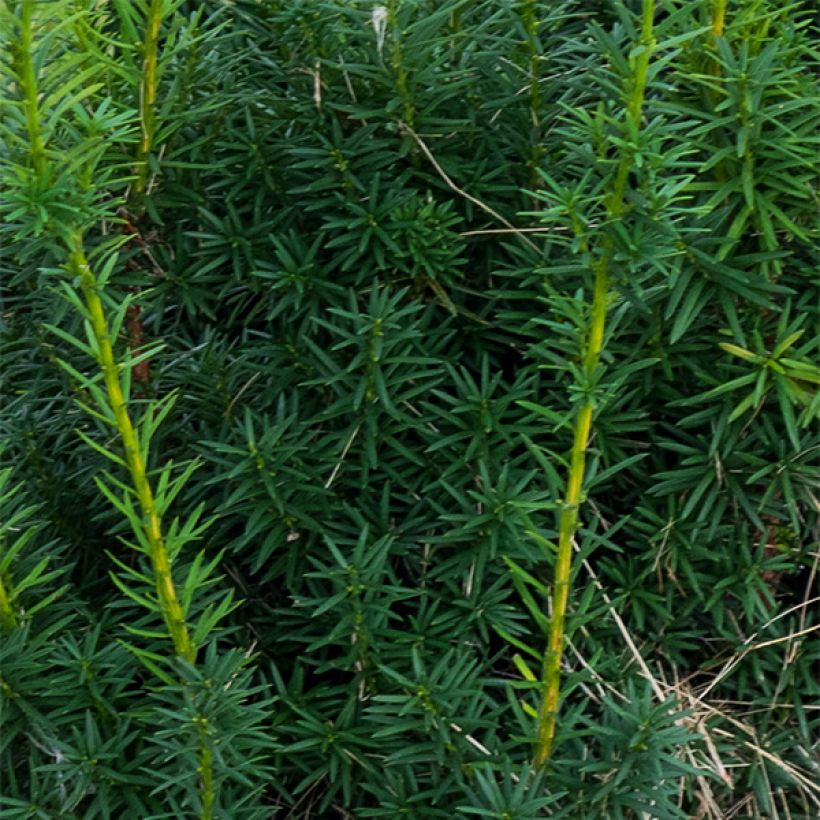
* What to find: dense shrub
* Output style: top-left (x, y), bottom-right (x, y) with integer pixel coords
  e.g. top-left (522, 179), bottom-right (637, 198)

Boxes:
top-left (1, 1), bottom-right (817, 817)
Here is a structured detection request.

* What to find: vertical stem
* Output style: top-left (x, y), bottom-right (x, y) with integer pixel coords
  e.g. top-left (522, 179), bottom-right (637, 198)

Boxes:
top-left (449, 5), bottom-right (463, 66)
top-left (66, 237), bottom-right (195, 662)
top-left (710, 0), bottom-right (726, 37)
top-left (0, 573), bottom-right (18, 631)
top-left (17, 0), bottom-right (190, 663)
top-left (198, 720), bottom-right (214, 820)
top-left (707, 0), bottom-right (727, 72)
top-left (14, 0), bottom-right (212, 810)
top-left (130, 0), bottom-right (165, 210)
top-left (705, 0), bottom-right (728, 184)
top-left (15, 0), bottom-right (47, 183)
top-left (4, 1), bottom-right (43, 637)
top-left (521, 0), bottom-right (543, 188)
top-left (532, 0), bottom-right (656, 770)
top-left (386, 0), bottom-right (414, 129)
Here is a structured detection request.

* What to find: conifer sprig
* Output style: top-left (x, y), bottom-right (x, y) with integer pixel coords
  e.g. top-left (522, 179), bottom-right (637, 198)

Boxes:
top-left (130, 0), bottom-right (166, 211)
top-left (1, 3), bottom-right (232, 814)
top-left (10, 0), bottom-right (194, 663)
top-left (534, 0), bottom-right (657, 769)
top-left (67, 234), bottom-right (195, 660)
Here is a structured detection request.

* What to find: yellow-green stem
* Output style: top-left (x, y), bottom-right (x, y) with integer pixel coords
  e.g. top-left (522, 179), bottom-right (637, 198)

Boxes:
top-left (533, 0), bottom-right (656, 769)
top-left (16, 0), bottom-right (46, 182)
top-left (5, 2), bottom-right (41, 636)
top-left (15, 0), bottom-right (206, 806)
top-left (16, 0), bottom-right (190, 662)
top-left (705, 0), bottom-right (728, 183)
top-left (521, 0), bottom-right (543, 188)
top-left (131, 0), bottom-right (165, 209)
top-left (67, 236), bottom-right (194, 662)
top-left (711, 0), bottom-right (726, 37)
top-left (198, 720), bottom-right (214, 820)
top-left (386, 0), bottom-right (414, 129)
top-left (0, 573), bottom-right (18, 631)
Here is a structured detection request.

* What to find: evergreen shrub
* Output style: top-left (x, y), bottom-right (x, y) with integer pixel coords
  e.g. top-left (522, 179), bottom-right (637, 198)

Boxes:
top-left (0, 1), bottom-right (818, 817)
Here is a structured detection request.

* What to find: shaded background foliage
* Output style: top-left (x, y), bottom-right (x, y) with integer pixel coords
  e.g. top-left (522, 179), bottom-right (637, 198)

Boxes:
top-left (1, 0), bottom-right (818, 817)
